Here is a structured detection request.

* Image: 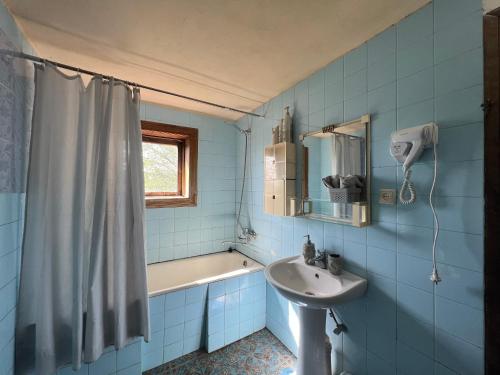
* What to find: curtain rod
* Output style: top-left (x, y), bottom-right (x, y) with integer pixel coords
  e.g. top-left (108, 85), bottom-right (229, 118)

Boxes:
top-left (2, 50), bottom-right (264, 118)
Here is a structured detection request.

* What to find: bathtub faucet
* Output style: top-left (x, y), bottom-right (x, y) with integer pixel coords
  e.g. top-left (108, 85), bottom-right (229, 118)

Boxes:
top-left (222, 228), bottom-right (256, 246)
top-left (238, 228), bottom-right (257, 243)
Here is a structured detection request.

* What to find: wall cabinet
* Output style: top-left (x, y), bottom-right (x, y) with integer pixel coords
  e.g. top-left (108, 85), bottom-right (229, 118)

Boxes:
top-left (264, 142), bottom-right (296, 216)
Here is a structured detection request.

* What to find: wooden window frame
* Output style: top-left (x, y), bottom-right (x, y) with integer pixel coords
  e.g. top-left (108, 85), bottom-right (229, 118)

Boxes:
top-left (141, 121), bottom-right (198, 208)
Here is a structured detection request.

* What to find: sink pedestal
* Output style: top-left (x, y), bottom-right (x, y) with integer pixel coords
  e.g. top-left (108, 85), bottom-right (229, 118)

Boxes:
top-left (265, 256), bottom-right (367, 375)
top-left (296, 307), bottom-right (331, 375)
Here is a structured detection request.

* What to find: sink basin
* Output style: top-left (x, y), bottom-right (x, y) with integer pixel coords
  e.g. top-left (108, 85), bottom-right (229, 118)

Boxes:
top-left (265, 256), bottom-right (367, 309)
top-left (265, 256), bottom-right (367, 375)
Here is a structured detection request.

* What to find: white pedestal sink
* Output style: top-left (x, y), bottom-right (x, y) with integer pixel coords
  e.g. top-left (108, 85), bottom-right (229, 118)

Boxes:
top-left (265, 256), bottom-right (367, 375)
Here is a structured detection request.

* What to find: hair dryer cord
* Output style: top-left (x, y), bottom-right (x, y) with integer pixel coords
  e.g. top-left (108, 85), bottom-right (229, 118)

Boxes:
top-left (399, 169), bottom-right (416, 204)
top-left (429, 142), bottom-right (441, 284)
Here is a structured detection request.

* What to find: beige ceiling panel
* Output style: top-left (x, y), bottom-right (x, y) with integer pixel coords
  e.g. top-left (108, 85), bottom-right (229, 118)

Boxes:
top-left (6, 0), bottom-right (429, 120)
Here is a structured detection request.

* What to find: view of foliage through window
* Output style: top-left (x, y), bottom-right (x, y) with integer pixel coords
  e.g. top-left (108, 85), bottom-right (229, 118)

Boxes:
top-left (142, 142), bottom-right (179, 193)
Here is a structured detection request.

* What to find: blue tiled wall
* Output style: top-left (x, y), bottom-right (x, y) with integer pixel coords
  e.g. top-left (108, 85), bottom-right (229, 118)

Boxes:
top-left (0, 195), bottom-right (21, 375)
top-left (141, 270), bottom-right (266, 372)
top-left (0, 2), bottom-right (34, 374)
top-left (141, 103), bottom-right (238, 264)
top-left (237, 1), bottom-right (485, 374)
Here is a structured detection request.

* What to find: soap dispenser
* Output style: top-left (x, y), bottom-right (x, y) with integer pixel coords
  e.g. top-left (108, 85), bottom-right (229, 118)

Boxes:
top-left (303, 235), bottom-right (316, 265)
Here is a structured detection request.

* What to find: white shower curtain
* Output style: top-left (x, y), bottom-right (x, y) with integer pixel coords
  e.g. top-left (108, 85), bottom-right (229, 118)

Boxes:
top-left (15, 65), bottom-right (149, 375)
top-left (330, 133), bottom-right (364, 218)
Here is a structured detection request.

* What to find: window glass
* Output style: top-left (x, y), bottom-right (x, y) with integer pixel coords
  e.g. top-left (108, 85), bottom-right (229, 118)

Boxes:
top-left (142, 141), bottom-right (179, 195)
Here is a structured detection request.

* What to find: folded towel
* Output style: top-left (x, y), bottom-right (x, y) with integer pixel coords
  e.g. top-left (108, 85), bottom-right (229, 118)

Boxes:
top-left (322, 175), bottom-right (341, 189)
top-left (322, 174), bottom-right (365, 189)
top-left (340, 175), bottom-right (364, 189)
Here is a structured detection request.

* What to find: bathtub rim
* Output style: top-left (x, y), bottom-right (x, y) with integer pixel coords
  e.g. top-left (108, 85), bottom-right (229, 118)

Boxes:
top-left (147, 250), bottom-right (265, 297)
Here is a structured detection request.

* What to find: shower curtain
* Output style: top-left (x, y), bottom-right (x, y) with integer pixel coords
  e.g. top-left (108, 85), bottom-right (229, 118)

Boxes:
top-left (15, 65), bottom-right (149, 375)
top-left (330, 133), bottom-right (365, 218)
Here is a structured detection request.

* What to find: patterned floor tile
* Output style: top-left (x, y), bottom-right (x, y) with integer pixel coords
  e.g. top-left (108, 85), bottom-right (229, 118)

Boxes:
top-left (143, 329), bottom-right (296, 375)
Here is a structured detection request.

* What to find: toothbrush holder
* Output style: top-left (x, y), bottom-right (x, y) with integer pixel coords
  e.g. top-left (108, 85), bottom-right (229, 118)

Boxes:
top-left (328, 253), bottom-right (342, 275)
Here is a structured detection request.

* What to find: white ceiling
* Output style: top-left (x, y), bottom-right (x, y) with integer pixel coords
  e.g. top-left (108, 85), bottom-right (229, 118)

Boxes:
top-left (6, 0), bottom-right (429, 120)
top-left (484, 0), bottom-right (500, 12)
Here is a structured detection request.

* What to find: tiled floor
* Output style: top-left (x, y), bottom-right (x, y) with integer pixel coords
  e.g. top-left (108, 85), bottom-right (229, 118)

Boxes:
top-left (143, 329), bottom-right (296, 375)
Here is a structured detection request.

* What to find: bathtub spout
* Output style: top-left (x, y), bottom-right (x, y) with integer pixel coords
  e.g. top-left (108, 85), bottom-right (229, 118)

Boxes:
top-left (221, 240), bottom-right (248, 246)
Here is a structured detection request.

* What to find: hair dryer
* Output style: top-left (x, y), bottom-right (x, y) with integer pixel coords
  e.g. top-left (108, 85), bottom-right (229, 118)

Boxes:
top-left (390, 123), bottom-right (438, 173)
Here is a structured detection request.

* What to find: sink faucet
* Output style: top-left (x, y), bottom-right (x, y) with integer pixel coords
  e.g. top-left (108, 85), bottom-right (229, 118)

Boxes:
top-left (314, 250), bottom-right (327, 269)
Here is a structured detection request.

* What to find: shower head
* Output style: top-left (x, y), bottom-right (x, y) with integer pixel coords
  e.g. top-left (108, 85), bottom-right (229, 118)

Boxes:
top-left (228, 122), bottom-right (251, 135)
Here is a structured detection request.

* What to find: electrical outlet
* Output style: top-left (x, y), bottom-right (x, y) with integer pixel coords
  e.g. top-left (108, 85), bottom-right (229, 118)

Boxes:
top-left (379, 189), bottom-right (396, 205)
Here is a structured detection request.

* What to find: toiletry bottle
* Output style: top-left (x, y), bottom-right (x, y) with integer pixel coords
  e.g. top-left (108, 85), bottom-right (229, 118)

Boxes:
top-left (279, 119), bottom-right (284, 143)
top-left (283, 106), bottom-right (292, 143)
top-left (303, 235), bottom-right (316, 265)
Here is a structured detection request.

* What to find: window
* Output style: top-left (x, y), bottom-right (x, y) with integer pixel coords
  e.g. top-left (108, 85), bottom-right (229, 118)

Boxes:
top-left (141, 121), bottom-right (198, 208)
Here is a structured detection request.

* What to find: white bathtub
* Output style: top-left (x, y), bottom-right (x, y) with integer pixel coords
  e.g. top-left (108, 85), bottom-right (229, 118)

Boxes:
top-left (147, 250), bottom-right (264, 297)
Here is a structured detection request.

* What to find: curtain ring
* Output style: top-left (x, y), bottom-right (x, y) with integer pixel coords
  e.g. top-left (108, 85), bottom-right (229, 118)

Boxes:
top-left (39, 58), bottom-right (48, 70)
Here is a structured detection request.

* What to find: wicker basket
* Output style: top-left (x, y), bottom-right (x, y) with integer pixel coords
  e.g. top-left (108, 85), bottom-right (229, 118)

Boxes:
top-left (327, 187), bottom-right (362, 203)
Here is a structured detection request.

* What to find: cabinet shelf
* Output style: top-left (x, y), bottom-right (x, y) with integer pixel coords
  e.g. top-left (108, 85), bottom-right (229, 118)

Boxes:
top-left (264, 142), bottom-right (296, 216)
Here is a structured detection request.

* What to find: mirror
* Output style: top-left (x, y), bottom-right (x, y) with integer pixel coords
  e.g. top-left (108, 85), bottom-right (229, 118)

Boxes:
top-left (300, 115), bottom-right (370, 227)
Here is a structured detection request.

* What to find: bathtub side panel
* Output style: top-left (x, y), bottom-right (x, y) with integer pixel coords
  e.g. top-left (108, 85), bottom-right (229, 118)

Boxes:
top-left (141, 284), bottom-right (207, 372)
top-left (207, 270), bottom-right (266, 353)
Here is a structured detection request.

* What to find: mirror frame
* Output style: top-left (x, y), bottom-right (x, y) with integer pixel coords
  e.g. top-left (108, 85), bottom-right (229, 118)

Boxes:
top-left (298, 114), bottom-right (371, 227)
